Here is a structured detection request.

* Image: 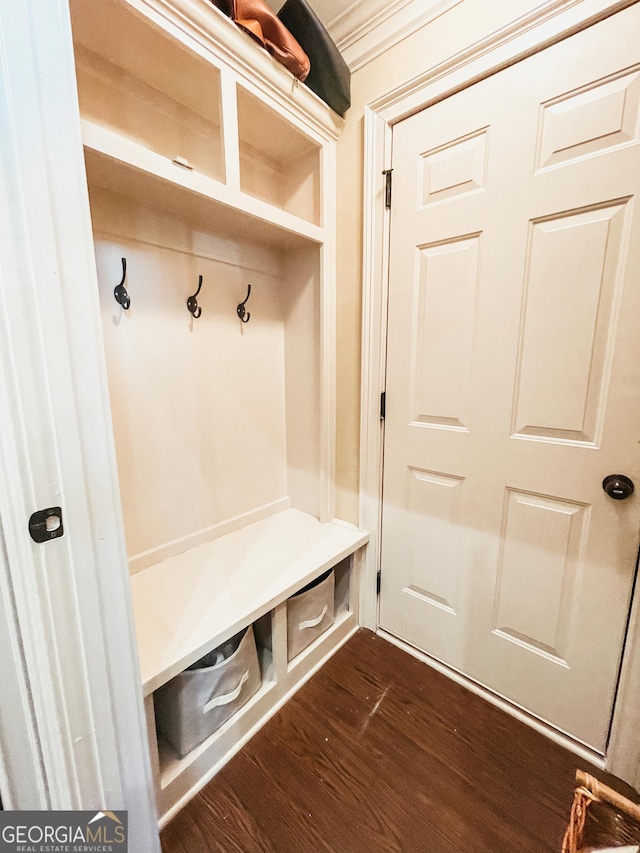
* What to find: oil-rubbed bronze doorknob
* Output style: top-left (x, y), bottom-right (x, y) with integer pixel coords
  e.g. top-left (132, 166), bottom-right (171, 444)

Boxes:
top-left (602, 474), bottom-right (635, 500)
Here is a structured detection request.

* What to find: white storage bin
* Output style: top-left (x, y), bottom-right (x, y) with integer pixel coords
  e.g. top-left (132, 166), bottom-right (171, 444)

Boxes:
top-left (154, 625), bottom-right (261, 758)
top-left (287, 569), bottom-right (335, 661)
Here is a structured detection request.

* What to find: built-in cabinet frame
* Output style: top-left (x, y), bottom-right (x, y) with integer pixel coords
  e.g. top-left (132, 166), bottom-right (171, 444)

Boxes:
top-left (151, 550), bottom-right (364, 825)
top-left (72, 0), bottom-right (370, 823)
top-left (359, 0), bottom-right (640, 782)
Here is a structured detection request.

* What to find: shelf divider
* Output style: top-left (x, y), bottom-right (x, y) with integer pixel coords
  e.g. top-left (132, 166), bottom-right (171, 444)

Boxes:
top-left (220, 67), bottom-right (241, 192)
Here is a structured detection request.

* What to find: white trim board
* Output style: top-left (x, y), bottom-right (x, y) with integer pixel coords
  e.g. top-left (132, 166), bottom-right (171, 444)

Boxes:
top-left (82, 121), bottom-right (325, 249)
top-left (329, 0), bottom-right (463, 73)
top-left (359, 0), bottom-right (640, 785)
top-left (0, 522), bottom-right (47, 809)
top-left (0, 0), bottom-right (160, 846)
top-left (128, 497), bottom-right (291, 575)
top-left (607, 567), bottom-right (640, 787)
top-left (370, 0), bottom-right (639, 121)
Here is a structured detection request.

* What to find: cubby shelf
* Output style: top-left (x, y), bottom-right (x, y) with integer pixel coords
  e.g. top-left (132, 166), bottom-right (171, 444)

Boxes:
top-left (152, 603), bottom-right (360, 825)
top-left (157, 648), bottom-right (276, 790)
top-left (82, 121), bottom-right (325, 249)
top-left (131, 508), bottom-right (368, 696)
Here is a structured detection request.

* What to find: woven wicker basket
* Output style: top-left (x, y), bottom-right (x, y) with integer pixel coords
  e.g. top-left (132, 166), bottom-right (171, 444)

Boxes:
top-left (563, 771), bottom-right (640, 852)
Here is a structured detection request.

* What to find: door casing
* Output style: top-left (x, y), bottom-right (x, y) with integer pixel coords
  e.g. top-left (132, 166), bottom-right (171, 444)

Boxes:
top-left (0, 0), bottom-right (161, 844)
top-left (358, 0), bottom-right (640, 780)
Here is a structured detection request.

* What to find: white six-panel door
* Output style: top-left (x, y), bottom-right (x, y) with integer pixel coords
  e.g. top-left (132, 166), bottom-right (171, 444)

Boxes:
top-left (380, 4), bottom-right (640, 752)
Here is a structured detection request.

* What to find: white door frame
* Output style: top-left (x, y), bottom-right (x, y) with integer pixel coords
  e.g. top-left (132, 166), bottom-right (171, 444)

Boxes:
top-left (0, 2), bottom-right (160, 846)
top-left (0, 523), bottom-right (47, 809)
top-left (359, 0), bottom-right (640, 780)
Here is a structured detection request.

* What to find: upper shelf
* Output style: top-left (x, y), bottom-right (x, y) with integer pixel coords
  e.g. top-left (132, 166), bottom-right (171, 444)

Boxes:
top-left (237, 86), bottom-right (321, 226)
top-left (131, 0), bottom-right (344, 139)
top-left (72, 0), bottom-right (225, 184)
top-left (130, 508), bottom-right (368, 695)
top-left (71, 0), bottom-right (330, 245)
top-left (83, 121), bottom-right (325, 249)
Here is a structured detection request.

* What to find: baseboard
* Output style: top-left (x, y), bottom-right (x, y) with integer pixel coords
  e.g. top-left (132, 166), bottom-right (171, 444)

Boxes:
top-left (377, 628), bottom-right (606, 770)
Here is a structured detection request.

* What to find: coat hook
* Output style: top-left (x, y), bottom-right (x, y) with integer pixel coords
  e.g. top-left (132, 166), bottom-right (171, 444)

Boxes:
top-left (114, 257), bottom-right (131, 310)
top-left (237, 284), bottom-right (251, 323)
top-left (187, 275), bottom-right (203, 318)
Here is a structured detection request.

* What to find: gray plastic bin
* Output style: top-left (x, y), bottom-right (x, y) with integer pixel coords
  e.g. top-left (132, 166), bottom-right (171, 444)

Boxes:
top-left (287, 569), bottom-right (335, 661)
top-left (154, 625), bottom-right (261, 758)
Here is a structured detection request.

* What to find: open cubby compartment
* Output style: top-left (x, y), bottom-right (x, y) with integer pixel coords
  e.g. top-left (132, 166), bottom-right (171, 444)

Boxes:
top-left (85, 180), bottom-right (322, 574)
top-left (286, 555), bottom-right (355, 670)
top-left (151, 611), bottom-right (277, 794)
top-left (237, 85), bottom-right (321, 225)
top-left (334, 556), bottom-right (352, 619)
top-left (146, 545), bottom-right (366, 825)
top-left (70, 0), bottom-right (225, 183)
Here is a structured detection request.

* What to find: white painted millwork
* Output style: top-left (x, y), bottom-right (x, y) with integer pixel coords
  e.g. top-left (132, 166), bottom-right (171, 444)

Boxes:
top-left (65, 0), bottom-right (367, 825)
top-left (132, 509), bottom-right (367, 695)
top-left (0, 0), bottom-right (160, 845)
top-left (155, 552), bottom-right (361, 824)
top-left (263, 0), bottom-right (464, 73)
top-left (328, 0), bottom-right (463, 72)
top-left (380, 4), bottom-right (640, 752)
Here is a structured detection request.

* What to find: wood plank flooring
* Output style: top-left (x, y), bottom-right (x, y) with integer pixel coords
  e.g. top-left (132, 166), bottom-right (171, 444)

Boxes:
top-left (161, 629), bottom-right (633, 853)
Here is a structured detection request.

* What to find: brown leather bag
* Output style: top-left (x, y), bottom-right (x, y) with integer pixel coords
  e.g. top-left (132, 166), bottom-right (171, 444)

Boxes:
top-left (217, 0), bottom-right (310, 81)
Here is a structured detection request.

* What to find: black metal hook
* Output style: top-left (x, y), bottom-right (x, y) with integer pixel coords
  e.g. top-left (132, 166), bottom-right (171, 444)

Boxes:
top-left (187, 275), bottom-right (203, 318)
top-left (114, 257), bottom-right (131, 310)
top-left (237, 284), bottom-right (251, 323)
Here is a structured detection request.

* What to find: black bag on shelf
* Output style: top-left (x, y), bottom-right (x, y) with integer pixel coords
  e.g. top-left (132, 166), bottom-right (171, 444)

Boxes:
top-left (277, 0), bottom-right (350, 116)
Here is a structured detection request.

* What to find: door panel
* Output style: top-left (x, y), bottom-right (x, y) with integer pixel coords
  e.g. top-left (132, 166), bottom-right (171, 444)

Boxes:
top-left (513, 201), bottom-right (627, 443)
top-left (412, 234), bottom-right (481, 430)
top-left (404, 467), bottom-right (465, 614)
top-left (380, 4), bottom-right (640, 751)
top-left (493, 488), bottom-right (586, 663)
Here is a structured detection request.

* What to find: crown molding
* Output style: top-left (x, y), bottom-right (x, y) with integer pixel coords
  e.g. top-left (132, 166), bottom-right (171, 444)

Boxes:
top-left (328, 0), bottom-right (462, 72)
top-left (369, 0), bottom-right (636, 121)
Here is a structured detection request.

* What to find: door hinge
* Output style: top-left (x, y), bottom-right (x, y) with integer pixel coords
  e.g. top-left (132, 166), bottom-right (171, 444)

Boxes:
top-left (376, 570), bottom-right (382, 595)
top-left (383, 168), bottom-right (393, 209)
top-left (380, 391), bottom-right (386, 420)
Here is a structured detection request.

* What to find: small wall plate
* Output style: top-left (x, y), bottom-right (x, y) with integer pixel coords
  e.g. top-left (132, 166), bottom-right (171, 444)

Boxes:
top-left (28, 507), bottom-right (64, 543)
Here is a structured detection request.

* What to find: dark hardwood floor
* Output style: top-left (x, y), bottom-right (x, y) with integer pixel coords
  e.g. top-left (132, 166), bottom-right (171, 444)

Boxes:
top-left (161, 629), bottom-right (629, 853)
